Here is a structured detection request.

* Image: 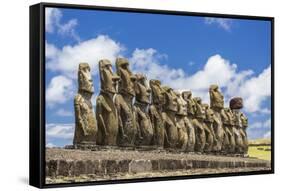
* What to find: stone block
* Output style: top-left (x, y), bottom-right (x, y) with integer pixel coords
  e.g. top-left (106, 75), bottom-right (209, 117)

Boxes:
top-left (129, 160), bottom-right (152, 174)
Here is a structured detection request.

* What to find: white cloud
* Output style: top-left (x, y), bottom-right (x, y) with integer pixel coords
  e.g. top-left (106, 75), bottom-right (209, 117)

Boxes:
top-left (46, 35), bottom-right (124, 78)
top-left (46, 41), bottom-right (59, 59)
top-left (46, 75), bottom-right (74, 107)
top-left (205, 17), bottom-right (233, 31)
top-left (46, 142), bottom-right (57, 148)
top-left (45, 8), bottom-right (80, 41)
top-left (263, 131), bottom-right (271, 138)
top-left (46, 8), bottom-right (61, 33)
top-left (235, 66), bottom-right (271, 113)
top-left (46, 123), bottom-right (74, 139)
top-left (251, 118), bottom-right (271, 129)
top-left (130, 48), bottom-right (271, 113)
top-left (55, 109), bottom-right (73, 117)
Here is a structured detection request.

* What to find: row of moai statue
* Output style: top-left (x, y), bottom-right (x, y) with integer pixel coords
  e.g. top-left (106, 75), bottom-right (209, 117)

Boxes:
top-left (73, 58), bottom-right (248, 155)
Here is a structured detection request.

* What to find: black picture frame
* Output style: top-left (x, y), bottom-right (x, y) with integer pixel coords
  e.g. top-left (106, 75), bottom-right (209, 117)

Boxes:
top-left (29, 2), bottom-right (274, 189)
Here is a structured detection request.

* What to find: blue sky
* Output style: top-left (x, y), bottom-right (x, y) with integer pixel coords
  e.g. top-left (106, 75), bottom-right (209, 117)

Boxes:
top-left (45, 7), bottom-right (271, 147)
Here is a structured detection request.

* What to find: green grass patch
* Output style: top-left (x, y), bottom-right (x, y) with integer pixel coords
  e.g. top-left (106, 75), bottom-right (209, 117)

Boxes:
top-left (248, 145), bottom-right (271, 161)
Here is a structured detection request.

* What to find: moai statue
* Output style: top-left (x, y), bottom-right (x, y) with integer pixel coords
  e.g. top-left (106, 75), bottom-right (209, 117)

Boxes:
top-left (182, 91), bottom-right (196, 152)
top-left (192, 97), bottom-right (206, 153)
top-left (73, 63), bottom-right (98, 147)
top-left (221, 107), bottom-right (236, 153)
top-left (114, 58), bottom-right (137, 147)
top-left (240, 112), bottom-right (248, 154)
top-left (230, 97), bottom-right (247, 154)
top-left (96, 59), bottom-right (120, 146)
top-left (209, 85), bottom-right (225, 153)
top-left (175, 91), bottom-right (188, 151)
top-left (202, 103), bottom-right (215, 153)
top-left (134, 74), bottom-right (154, 147)
top-left (149, 80), bottom-right (165, 149)
top-left (162, 86), bottom-right (179, 150)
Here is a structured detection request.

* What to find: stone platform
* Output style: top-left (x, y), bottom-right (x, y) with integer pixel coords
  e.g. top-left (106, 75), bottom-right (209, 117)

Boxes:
top-left (46, 148), bottom-right (271, 183)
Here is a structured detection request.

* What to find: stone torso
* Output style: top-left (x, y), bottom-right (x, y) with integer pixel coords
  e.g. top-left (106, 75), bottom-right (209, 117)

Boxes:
top-left (149, 105), bottom-right (165, 147)
top-left (134, 103), bottom-right (153, 146)
top-left (96, 92), bottom-right (118, 146)
top-left (73, 93), bottom-right (97, 145)
top-left (115, 93), bottom-right (137, 147)
top-left (163, 112), bottom-right (178, 149)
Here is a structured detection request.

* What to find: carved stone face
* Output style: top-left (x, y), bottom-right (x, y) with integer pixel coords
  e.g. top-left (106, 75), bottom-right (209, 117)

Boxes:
top-left (116, 58), bottom-right (136, 97)
top-left (193, 97), bottom-right (205, 119)
top-left (163, 86), bottom-right (178, 112)
top-left (175, 92), bottom-right (187, 116)
top-left (209, 85), bottom-right (224, 110)
top-left (240, 112), bottom-right (248, 128)
top-left (99, 59), bottom-right (120, 94)
top-left (203, 103), bottom-right (214, 122)
top-left (150, 79), bottom-right (164, 105)
top-left (78, 63), bottom-right (93, 93)
top-left (182, 91), bottom-right (196, 116)
top-left (135, 74), bottom-right (151, 104)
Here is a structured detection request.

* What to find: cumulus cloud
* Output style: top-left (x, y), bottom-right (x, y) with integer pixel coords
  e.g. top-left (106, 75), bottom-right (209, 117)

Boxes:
top-left (46, 142), bottom-right (57, 148)
top-left (46, 41), bottom-right (59, 59)
top-left (46, 75), bottom-right (74, 107)
top-left (251, 118), bottom-right (271, 129)
top-left (55, 109), bottom-right (73, 117)
top-left (46, 123), bottom-right (74, 139)
top-left (234, 66), bottom-right (271, 113)
top-left (45, 8), bottom-right (80, 41)
top-left (130, 48), bottom-right (271, 113)
top-left (204, 17), bottom-right (233, 31)
top-left (263, 131), bottom-right (271, 138)
top-left (46, 35), bottom-right (124, 78)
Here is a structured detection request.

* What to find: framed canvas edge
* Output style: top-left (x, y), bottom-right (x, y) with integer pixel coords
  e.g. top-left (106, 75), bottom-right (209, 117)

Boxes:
top-left (29, 2), bottom-right (275, 189)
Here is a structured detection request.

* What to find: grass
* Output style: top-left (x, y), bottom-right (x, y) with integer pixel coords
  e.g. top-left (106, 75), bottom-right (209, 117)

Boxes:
top-left (248, 145), bottom-right (271, 161)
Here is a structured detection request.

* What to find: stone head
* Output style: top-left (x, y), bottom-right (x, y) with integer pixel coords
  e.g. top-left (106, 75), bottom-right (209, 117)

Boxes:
top-left (182, 91), bottom-right (196, 116)
top-left (115, 57), bottom-right (136, 97)
top-left (203, 103), bottom-right (214, 122)
top-left (99, 59), bottom-right (120, 94)
top-left (175, 91), bottom-right (187, 116)
top-left (78, 63), bottom-right (93, 94)
top-left (150, 79), bottom-right (164, 105)
top-left (209, 84), bottom-right (224, 110)
top-left (162, 86), bottom-right (178, 112)
top-left (229, 97), bottom-right (243, 110)
top-left (193, 97), bottom-right (205, 119)
top-left (134, 74), bottom-right (151, 104)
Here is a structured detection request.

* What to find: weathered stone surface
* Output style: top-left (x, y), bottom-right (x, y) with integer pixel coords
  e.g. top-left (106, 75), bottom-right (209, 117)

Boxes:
top-left (162, 86), bottom-right (179, 149)
top-left (175, 91), bottom-right (188, 151)
top-left (149, 80), bottom-right (165, 148)
top-left (115, 58), bottom-right (137, 147)
top-left (73, 63), bottom-right (97, 146)
top-left (96, 59), bottom-right (120, 146)
top-left (106, 160), bottom-right (119, 174)
top-left (48, 160), bottom-right (58, 177)
top-left (46, 149), bottom-right (270, 178)
top-left (58, 160), bottom-right (70, 176)
top-left (193, 97), bottom-right (206, 153)
top-left (209, 85), bottom-right (225, 152)
top-left (134, 74), bottom-right (154, 146)
top-left (129, 160), bottom-right (152, 174)
top-left (74, 160), bottom-right (86, 176)
top-left (182, 91), bottom-right (196, 152)
top-left (230, 97), bottom-right (243, 110)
